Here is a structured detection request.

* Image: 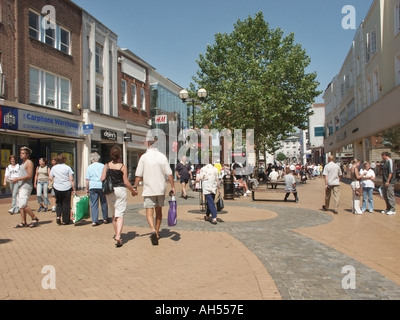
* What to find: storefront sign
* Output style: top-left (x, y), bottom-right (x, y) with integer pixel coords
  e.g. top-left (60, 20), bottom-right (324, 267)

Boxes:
top-left (127, 134), bottom-right (147, 150)
top-left (155, 115), bottom-right (167, 124)
top-left (101, 129), bottom-right (117, 141)
top-left (1, 106), bottom-right (82, 138)
top-left (19, 109), bottom-right (81, 138)
top-left (83, 124), bottom-right (94, 135)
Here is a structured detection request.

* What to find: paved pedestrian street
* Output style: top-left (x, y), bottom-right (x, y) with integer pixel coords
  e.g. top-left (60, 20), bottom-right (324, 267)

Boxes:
top-left (1, 176), bottom-right (400, 302)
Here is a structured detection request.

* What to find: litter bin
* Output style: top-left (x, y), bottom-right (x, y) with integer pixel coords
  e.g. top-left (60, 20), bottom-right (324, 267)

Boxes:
top-left (223, 174), bottom-right (235, 200)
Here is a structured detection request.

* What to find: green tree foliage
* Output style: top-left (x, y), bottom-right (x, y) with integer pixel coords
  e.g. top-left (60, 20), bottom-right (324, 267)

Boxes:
top-left (193, 12), bottom-right (321, 155)
top-left (382, 126), bottom-right (400, 156)
top-left (276, 152), bottom-right (287, 162)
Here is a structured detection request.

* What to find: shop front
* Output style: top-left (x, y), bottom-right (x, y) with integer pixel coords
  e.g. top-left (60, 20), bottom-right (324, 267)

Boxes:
top-left (0, 105), bottom-right (83, 197)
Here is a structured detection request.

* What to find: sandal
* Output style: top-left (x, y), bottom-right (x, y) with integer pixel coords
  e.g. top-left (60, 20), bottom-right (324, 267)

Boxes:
top-left (150, 232), bottom-right (159, 245)
top-left (115, 239), bottom-right (123, 248)
top-left (29, 217), bottom-right (39, 228)
top-left (15, 222), bottom-right (27, 228)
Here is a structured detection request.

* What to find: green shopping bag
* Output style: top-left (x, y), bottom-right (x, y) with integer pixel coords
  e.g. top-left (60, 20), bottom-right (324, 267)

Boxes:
top-left (72, 195), bottom-right (90, 223)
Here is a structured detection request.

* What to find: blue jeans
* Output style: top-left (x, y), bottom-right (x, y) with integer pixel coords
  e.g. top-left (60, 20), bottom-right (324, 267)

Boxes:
top-left (9, 181), bottom-right (19, 213)
top-left (205, 193), bottom-right (217, 220)
top-left (89, 189), bottom-right (109, 223)
top-left (361, 187), bottom-right (374, 212)
top-left (37, 181), bottom-right (50, 206)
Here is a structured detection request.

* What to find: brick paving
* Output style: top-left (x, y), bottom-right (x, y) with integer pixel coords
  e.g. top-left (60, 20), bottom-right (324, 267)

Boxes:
top-left (1, 176), bottom-right (400, 301)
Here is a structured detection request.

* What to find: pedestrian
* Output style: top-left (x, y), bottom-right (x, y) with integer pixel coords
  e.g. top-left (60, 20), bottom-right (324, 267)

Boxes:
top-left (380, 151), bottom-right (396, 215)
top-left (13, 146), bottom-right (39, 228)
top-left (360, 161), bottom-right (375, 213)
top-left (133, 136), bottom-right (175, 245)
top-left (268, 167), bottom-right (279, 189)
top-left (196, 163), bottom-right (221, 224)
top-left (175, 155), bottom-right (192, 199)
top-left (48, 156), bottom-right (57, 212)
top-left (85, 152), bottom-right (109, 226)
top-left (3, 154), bottom-right (20, 214)
top-left (49, 154), bottom-right (76, 225)
top-left (101, 145), bottom-right (136, 247)
top-left (349, 159), bottom-right (363, 215)
top-left (33, 157), bottom-right (51, 213)
top-left (284, 170), bottom-right (298, 202)
top-left (322, 155), bottom-right (342, 214)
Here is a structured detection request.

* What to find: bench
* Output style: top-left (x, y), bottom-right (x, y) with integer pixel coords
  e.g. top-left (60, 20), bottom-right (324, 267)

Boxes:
top-left (251, 185), bottom-right (298, 202)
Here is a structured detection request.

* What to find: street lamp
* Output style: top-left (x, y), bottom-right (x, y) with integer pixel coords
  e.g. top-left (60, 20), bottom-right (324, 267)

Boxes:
top-left (179, 88), bottom-right (207, 129)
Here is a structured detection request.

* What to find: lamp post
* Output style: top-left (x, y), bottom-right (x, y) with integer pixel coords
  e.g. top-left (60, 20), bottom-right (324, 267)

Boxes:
top-left (178, 88), bottom-right (207, 129)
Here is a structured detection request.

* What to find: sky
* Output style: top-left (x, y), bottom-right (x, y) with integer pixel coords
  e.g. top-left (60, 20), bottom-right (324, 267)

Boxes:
top-left (73, 0), bottom-right (374, 103)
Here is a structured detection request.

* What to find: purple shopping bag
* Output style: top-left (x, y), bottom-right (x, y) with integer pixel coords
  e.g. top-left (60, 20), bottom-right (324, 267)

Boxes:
top-left (168, 196), bottom-right (177, 226)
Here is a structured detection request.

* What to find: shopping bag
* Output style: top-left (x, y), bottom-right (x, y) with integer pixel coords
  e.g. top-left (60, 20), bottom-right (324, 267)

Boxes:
top-left (216, 197), bottom-right (224, 212)
top-left (168, 196), bottom-right (177, 226)
top-left (72, 195), bottom-right (90, 223)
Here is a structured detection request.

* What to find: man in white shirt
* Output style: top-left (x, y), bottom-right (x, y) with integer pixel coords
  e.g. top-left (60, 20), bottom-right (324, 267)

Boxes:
top-left (268, 168), bottom-right (279, 189)
top-left (134, 136), bottom-right (175, 245)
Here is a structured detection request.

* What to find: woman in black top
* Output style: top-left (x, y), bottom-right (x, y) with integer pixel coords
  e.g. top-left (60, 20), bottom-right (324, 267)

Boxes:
top-left (101, 146), bottom-right (136, 247)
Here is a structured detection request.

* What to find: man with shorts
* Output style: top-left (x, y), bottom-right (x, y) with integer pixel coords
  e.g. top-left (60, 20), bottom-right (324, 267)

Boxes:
top-left (133, 135), bottom-right (175, 245)
top-left (175, 155), bottom-right (192, 199)
top-left (13, 146), bottom-right (39, 228)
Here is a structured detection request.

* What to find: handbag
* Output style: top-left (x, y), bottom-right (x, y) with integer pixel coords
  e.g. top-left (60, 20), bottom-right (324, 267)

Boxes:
top-left (168, 196), bottom-right (177, 226)
top-left (102, 165), bottom-right (114, 194)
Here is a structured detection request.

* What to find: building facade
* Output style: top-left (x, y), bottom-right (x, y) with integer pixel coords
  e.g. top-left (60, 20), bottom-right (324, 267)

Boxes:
top-left (324, 0), bottom-right (400, 165)
top-left (0, 0), bottom-right (84, 196)
top-left (0, 0), bottom-right (186, 197)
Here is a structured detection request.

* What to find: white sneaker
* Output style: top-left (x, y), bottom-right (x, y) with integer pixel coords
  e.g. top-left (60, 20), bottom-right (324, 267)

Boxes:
top-left (381, 210), bottom-right (388, 214)
top-left (52, 206), bottom-right (56, 212)
top-left (243, 193), bottom-right (248, 197)
top-left (246, 190), bottom-right (252, 194)
top-left (8, 209), bottom-right (14, 214)
top-left (386, 211), bottom-right (396, 215)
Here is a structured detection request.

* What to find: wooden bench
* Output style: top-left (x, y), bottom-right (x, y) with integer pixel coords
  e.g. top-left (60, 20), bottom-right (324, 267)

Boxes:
top-left (251, 185), bottom-right (298, 202)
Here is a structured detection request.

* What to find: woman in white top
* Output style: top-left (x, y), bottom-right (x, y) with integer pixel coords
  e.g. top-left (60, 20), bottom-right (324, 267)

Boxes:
top-left (3, 154), bottom-right (20, 214)
top-left (360, 161), bottom-right (375, 213)
top-left (49, 154), bottom-right (75, 225)
top-left (34, 158), bottom-right (51, 212)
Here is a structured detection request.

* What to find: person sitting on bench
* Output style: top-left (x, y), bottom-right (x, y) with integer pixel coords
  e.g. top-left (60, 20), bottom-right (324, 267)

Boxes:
top-left (284, 170), bottom-right (299, 203)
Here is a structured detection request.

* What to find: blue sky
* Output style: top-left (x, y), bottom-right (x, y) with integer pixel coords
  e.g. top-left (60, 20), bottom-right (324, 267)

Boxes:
top-left (73, 0), bottom-right (373, 103)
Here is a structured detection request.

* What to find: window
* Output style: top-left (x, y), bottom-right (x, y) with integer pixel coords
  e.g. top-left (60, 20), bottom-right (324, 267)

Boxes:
top-left (45, 73), bottom-right (56, 107)
top-left (60, 78), bottom-right (70, 111)
top-left (131, 84), bottom-right (137, 108)
top-left (29, 11), bottom-right (40, 39)
top-left (28, 10), bottom-right (71, 55)
top-left (140, 87), bottom-right (145, 111)
top-left (60, 28), bottom-right (70, 54)
top-left (95, 44), bottom-right (103, 75)
top-left (396, 53), bottom-right (400, 86)
top-left (366, 30), bottom-right (377, 63)
top-left (29, 67), bottom-right (71, 110)
top-left (121, 80), bottom-right (127, 104)
top-left (96, 86), bottom-right (103, 113)
top-left (395, 1), bottom-right (400, 35)
top-left (45, 28), bottom-right (55, 47)
top-left (372, 69), bottom-right (379, 102)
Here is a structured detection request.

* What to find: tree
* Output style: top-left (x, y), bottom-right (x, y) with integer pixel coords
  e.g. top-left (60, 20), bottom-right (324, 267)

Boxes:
top-left (276, 152), bottom-right (287, 163)
top-left (382, 125), bottom-right (400, 156)
top-left (193, 12), bottom-right (321, 164)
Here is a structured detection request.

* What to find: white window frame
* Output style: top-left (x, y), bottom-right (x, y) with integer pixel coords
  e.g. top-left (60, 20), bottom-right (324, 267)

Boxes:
top-left (29, 10), bottom-right (40, 40)
top-left (131, 84), bottom-right (137, 108)
top-left (396, 53), bottom-right (400, 86)
top-left (140, 87), bottom-right (146, 111)
top-left (95, 44), bottom-right (103, 75)
top-left (121, 79), bottom-right (127, 104)
top-left (395, 1), bottom-right (400, 35)
top-left (96, 86), bottom-right (103, 113)
top-left (28, 10), bottom-right (71, 55)
top-left (29, 66), bottom-right (71, 111)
